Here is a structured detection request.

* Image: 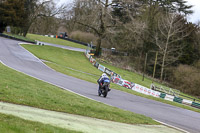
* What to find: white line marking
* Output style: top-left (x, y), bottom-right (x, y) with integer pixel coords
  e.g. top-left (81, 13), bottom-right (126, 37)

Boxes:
top-left (18, 43), bottom-right (56, 71)
top-left (0, 42), bottom-right (189, 132)
top-left (154, 119), bottom-right (189, 133)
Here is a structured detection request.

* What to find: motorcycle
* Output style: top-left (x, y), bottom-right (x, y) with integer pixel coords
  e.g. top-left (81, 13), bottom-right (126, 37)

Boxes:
top-left (98, 79), bottom-right (110, 98)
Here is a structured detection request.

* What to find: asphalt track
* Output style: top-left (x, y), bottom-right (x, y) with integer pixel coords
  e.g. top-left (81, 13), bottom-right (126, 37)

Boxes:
top-left (0, 37), bottom-right (200, 133)
top-left (37, 41), bottom-right (86, 52)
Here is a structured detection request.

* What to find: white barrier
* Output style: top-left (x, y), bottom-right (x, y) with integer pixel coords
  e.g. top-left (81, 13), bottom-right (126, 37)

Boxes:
top-left (86, 53), bottom-right (91, 59)
top-left (132, 84), bottom-right (160, 98)
top-left (182, 99), bottom-right (193, 105)
top-left (98, 64), bottom-right (105, 72)
top-left (43, 35), bottom-right (56, 38)
top-left (154, 91), bottom-right (161, 98)
top-left (85, 51), bottom-right (198, 106)
top-left (85, 51), bottom-right (161, 99)
top-left (36, 41), bottom-right (45, 46)
top-left (132, 84), bottom-right (140, 92)
top-left (90, 57), bottom-right (96, 64)
top-left (164, 94), bottom-right (174, 102)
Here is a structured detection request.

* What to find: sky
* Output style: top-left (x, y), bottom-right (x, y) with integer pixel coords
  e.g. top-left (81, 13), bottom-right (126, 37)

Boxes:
top-left (186, 0), bottom-right (200, 23)
top-left (58, 0), bottom-right (200, 23)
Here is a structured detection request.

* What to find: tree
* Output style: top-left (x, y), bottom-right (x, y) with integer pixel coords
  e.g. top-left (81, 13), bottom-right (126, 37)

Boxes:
top-left (178, 23), bottom-right (200, 65)
top-left (141, 0), bottom-right (193, 54)
top-left (111, 0), bottom-right (143, 23)
top-left (72, 0), bottom-right (116, 56)
top-left (141, 0), bottom-right (193, 15)
top-left (153, 13), bottom-right (192, 81)
top-left (28, 16), bottom-right (60, 35)
top-left (0, 0), bottom-right (25, 33)
top-left (110, 0), bottom-right (147, 70)
top-left (22, 0), bottom-right (66, 36)
top-left (0, 0), bottom-right (7, 32)
top-left (28, 1), bottom-right (65, 35)
top-left (22, 0), bottom-right (47, 36)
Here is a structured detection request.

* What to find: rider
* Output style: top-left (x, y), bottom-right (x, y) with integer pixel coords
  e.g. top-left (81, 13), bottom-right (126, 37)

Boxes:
top-left (97, 73), bottom-right (111, 93)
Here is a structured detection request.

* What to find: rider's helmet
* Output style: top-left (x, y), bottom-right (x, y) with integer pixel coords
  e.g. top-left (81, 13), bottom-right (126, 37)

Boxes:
top-left (102, 73), bottom-right (107, 77)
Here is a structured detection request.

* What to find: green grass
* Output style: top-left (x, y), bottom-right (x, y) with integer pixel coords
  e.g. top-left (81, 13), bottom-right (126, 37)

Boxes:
top-left (0, 63), bottom-right (158, 125)
top-left (26, 34), bottom-right (87, 49)
top-left (3, 33), bottom-right (35, 42)
top-left (22, 44), bottom-right (102, 82)
top-left (0, 113), bottom-right (79, 133)
top-left (22, 45), bottom-right (200, 113)
top-left (98, 61), bottom-right (200, 101)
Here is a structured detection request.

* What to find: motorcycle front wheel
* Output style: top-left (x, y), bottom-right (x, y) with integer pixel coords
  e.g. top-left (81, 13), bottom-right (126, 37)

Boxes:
top-left (103, 86), bottom-right (108, 98)
top-left (98, 89), bottom-right (101, 96)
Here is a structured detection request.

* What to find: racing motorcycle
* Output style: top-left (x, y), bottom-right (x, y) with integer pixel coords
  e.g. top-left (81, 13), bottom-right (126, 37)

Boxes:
top-left (98, 79), bottom-right (110, 98)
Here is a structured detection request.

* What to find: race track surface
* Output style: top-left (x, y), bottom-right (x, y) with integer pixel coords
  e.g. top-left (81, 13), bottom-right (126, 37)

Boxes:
top-left (0, 37), bottom-right (200, 133)
top-left (37, 41), bottom-right (86, 52)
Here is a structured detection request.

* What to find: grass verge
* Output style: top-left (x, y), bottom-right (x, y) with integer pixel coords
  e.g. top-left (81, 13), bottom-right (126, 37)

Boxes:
top-left (97, 60), bottom-right (198, 101)
top-left (0, 113), bottom-right (79, 133)
top-left (0, 62), bottom-right (158, 125)
top-left (3, 33), bottom-right (35, 42)
top-left (22, 45), bottom-right (200, 113)
top-left (26, 34), bottom-right (87, 49)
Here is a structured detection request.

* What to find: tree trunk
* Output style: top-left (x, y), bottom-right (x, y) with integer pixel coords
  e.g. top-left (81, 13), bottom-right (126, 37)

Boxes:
top-left (137, 52), bottom-right (143, 71)
top-left (23, 19), bottom-right (35, 37)
top-left (95, 37), bottom-right (102, 57)
top-left (23, 25), bottom-right (30, 37)
top-left (161, 37), bottom-right (170, 81)
top-left (160, 51), bottom-right (166, 81)
top-left (160, 20), bottom-right (171, 81)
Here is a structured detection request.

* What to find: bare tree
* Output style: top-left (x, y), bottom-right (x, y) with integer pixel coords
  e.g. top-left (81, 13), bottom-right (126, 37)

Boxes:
top-left (71, 0), bottom-right (117, 56)
top-left (23, 0), bottom-right (66, 36)
top-left (153, 13), bottom-right (192, 81)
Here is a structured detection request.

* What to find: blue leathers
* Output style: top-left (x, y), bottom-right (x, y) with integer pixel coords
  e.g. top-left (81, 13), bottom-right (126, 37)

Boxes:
top-left (97, 73), bottom-right (110, 93)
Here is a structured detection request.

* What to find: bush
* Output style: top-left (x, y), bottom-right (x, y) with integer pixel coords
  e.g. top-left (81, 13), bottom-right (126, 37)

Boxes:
top-left (70, 31), bottom-right (97, 45)
top-left (173, 64), bottom-right (200, 97)
top-left (194, 60), bottom-right (200, 69)
top-left (101, 53), bottom-right (137, 72)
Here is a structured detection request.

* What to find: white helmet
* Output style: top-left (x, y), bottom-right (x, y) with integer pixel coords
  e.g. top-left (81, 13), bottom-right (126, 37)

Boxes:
top-left (102, 73), bottom-right (107, 77)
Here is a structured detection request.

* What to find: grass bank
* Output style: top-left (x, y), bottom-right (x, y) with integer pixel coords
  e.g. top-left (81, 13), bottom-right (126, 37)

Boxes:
top-left (0, 102), bottom-right (182, 133)
top-left (0, 113), bottom-right (79, 133)
top-left (22, 45), bottom-right (200, 113)
top-left (97, 60), bottom-right (198, 101)
top-left (0, 62), bottom-right (157, 125)
top-left (26, 34), bottom-right (87, 49)
top-left (3, 33), bottom-right (35, 42)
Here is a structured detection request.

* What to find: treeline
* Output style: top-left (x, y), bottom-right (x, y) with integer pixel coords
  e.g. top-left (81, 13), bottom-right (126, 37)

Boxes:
top-left (0, 0), bottom-right (199, 96)
top-left (65, 0), bottom-right (200, 96)
top-left (0, 0), bottom-right (65, 36)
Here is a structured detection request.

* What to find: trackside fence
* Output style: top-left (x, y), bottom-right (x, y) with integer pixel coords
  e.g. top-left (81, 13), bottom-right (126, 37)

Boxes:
top-left (0, 33), bottom-right (35, 44)
top-left (85, 50), bottom-right (200, 109)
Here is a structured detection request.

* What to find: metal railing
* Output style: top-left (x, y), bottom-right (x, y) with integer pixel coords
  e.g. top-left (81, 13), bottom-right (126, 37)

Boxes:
top-left (151, 83), bottom-right (200, 102)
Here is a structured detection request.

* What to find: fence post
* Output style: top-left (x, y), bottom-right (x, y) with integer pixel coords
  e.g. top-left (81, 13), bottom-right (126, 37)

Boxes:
top-left (142, 53), bottom-right (148, 81)
top-left (152, 51), bottom-right (158, 83)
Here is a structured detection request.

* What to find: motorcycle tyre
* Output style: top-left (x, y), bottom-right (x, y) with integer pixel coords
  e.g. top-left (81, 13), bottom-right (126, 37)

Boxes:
top-left (98, 89), bottom-right (101, 96)
top-left (103, 86), bottom-right (108, 98)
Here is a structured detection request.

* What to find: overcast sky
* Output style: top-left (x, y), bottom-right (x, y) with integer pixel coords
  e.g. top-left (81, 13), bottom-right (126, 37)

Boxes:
top-left (186, 0), bottom-right (200, 23)
top-left (58, 0), bottom-right (200, 23)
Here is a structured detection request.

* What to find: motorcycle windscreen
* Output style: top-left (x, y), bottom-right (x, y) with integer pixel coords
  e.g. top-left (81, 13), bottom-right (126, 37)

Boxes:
top-left (104, 79), bottom-right (110, 83)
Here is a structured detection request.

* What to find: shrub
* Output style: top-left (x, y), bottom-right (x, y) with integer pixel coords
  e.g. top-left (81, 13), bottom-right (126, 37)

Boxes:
top-left (173, 64), bottom-right (200, 97)
top-left (70, 31), bottom-right (97, 45)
